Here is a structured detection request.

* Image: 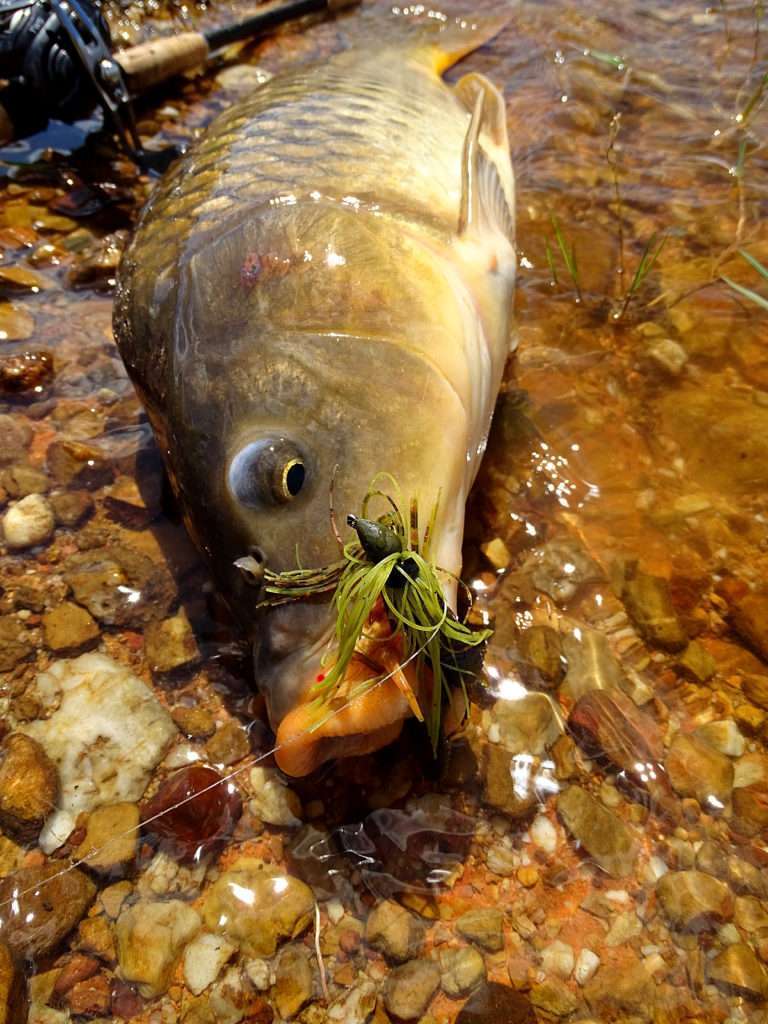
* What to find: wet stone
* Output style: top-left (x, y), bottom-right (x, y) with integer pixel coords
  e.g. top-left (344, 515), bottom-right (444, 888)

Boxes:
top-left (2, 493), bottom-right (55, 549)
top-left (731, 784), bottom-right (768, 836)
top-left (656, 870), bottom-right (733, 932)
top-left (730, 591), bottom-right (768, 663)
top-left (438, 946), bottom-right (485, 997)
top-left (75, 802), bottom-right (140, 875)
top-left (708, 943), bottom-right (768, 1000)
top-left (676, 641), bottom-right (717, 682)
top-left (0, 616), bottom-right (33, 671)
top-left (46, 439), bottom-right (113, 490)
top-left (183, 932), bottom-right (236, 996)
top-left (455, 908), bottom-right (504, 952)
top-left (75, 914), bottom-right (117, 962)
top-left (248, 765), bottom-right (302, 827)
top-left (481, 744), bottom-right (538, 819)
top-left (115, 898), bottom-right (201, 998)
top-left (205, 719), bottom-right (251, 766)
top-left (666, 733), bottom-right (733, 807)
top-left (202, 858), bottom-right (314, 957)
top-left (0, 416), bottom-right (31, 465)
top-left (694, 719), bottom-right (745, 757)
top-left (621, 572), bottom-right (687, 651)
top-left (382, 960), bottom-right (440, 1021)
top-left (0, 863), bottom-right (96, 958)
top-left (365, 899), bottom-right (424, 963)
top-left (455, 982), bottom-right (535, 1024)
top-left (62, 973), bottom-right (111, 1016)
top-left (560, 627), bottom-right (624, 701)
top-left (583, 961), bottom-right (653, 1016)
top-left (734, 895), bottom-right (768, 931)
top-left (743, 674), bottom-right (768, 710)
top-left (141, 765), bottom-right (242, 862)
top-left (0, 464), bottom-right (49, 498)
top-left (518, 625), bottom-right (564, 686)
top-left (0, 349), bottom-right (53, 397)
top-left (0, 733), bottom-right (58, 840)
top-left (273, 945), bottom-right (313, 1019)
top-left (171, 705), bottom-right (216, 739)
top-left (556, 785), bottom-right (638, 877)
top-left (50, 490), bottom-right (94, 528)
top-left (0, 939), bottom-right (26, 1024)
top-left (42, 601), bottom-right (100, 653)
top-left (491, 693), bottom-right (561, 755)
top-left (530, 979), bottom-right (579, 1018)
top-left (143, 609), bottom-right (199, 674)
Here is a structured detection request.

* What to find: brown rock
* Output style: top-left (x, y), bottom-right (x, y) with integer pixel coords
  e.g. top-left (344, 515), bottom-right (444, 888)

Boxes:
top-left (530, 979), bottom-right (579, 1018)
top-left (732, 784), bottom-right (768, 836)
top-left (205, 719), bottom-right (251, 766)
top-left (666, 733), bottom-right (733, 807)
top-left (64, 973), bottom-right (111, 1016)
top-left (0, 617), bottom-right (33, 671)
top-left (75, 914), bottom-right (117, 962)
top-left (143, 609), bottom-right (199, 674)
top-left (75, 802), bottom-right (140, 875)
top-left (584, 961), bottom-right (653, 1015)
top-left (382, 960), bottom-right (440, 1021)
top-left (365, 899), bottom-right (424, 963)
top-left (47, 439), bottom-right (113, 489)
top-left (676, 641), bottom-right (717, 683)
top-left (171, 705), bottom-right (216, 739)
top-left (456, 981), bottom-right (534, 1024)
top-left (731, 592), bottom-right (768, 663)
top-left (656, 870), bottom-right (733, 932)
top-left (519, 625), bottom-right (564, 686)
top-left (0, 416), bottom-right (31, 466)
top-left (482, 744), bottom-right (538, 819)
top-left (273, 945), bottom-right (313, 1019)
top-left (556, 785), bottom-right (638, 877)
top-left (743, 674), bottom-right (768, 709)
top-left (50, 490), bottom-right (94, 528)
top-left (455, 908), bottom-right (504, 952)
top-left (622, 572), bottom-right (687, 650)
top-left (0, 863), bottom-right (97, 958)
top-left (52, 953), bottom-right (99, 998)
top-left (708, 943), bottom-right (768, 1000)
top-left (0, 940), bottom-right (26, 1024)
top-left (42, 601), bottom-right (100, 652)
top-left (0, 733), bottom-right (58, 839)
top-left (0, 464), bottom-right (49, 498)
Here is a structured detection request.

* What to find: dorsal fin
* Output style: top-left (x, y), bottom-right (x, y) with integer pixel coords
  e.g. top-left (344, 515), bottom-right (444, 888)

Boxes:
top-left (456, 72), bottom-right (515, 242)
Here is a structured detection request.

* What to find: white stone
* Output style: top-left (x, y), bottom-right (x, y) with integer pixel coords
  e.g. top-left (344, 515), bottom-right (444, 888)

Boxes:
top-left (530, 814), bottom-right (558, 854)
top-left (162, 742), bottom-right (202, 769)
top-left (541, 939), bottom-right (574, 979)
top-left (645, 336), bottom-right (688, 375)
top-left (486, 843), bottom-right (517, 876)
top-left (3, 493), bottom-right (55, 549)
top-left (643, 953), bottom-right (666, 975)
top-left (605, 910), bottom-right (642, 947)
top-left (248, 765), bottom-right (302, 826)
top-left (183, 932), bottom-right (236, 995)
top-left (22, 653), bottom-right (177, 853)
top-left (137, 850), bottom-right (207, 898)
top-left (328, 980), bottom-right (377, 1024)
top-left (116, 899), bottom-right (201, 998)
top-left (326, 899), bottom-right (345, 924)
top-left (209, 967), bottom-right (247, 1024)
top-left (573, 948), bottom-right (600, 985)
top-left (696, 720), bottom-right (746, 758)
top-left (244, 958), bottom-right (271, 991)
top-left (717, 923), bottom-right (741, 946)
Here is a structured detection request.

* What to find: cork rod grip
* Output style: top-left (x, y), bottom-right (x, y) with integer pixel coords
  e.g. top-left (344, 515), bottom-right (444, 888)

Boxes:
top-left (115, 32), bottom-right (210, 94)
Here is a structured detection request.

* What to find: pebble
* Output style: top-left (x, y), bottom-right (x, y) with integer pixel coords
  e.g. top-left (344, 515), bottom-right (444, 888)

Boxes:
top-left (560, 628), bottom-right (624, 700)
top-left (205, 719), bottom-right (251, 766)
top-left (438, 946), bottom-right (486, 996)
top-left (74, 802), bottom-right (139, 875)
top-left (2, 493), bottom-right (55, 549)
top-left (143, 609), bottom-right (199, 674)
top-left (75, 914), bottom-right (116, 962)
top-left (541, 939), bottom-right (574, 979)
top-left (583, 961), bottom-right (652, 1015)
top-left (666, 733), bottom-right (734, 808)
top-left (645, 336), bottom-right (688, 375)
top-left (244, 958), bottom-right (271, 991)
top-left (171, 705), bottom-right (216, 739)
top-left (46, 438), bottom-right (113, 489)
top-left (573, 948), bottom-right (600, 985)
top-left (556, 785), bottom-right (638, 877)
top-left (202, 858), bottom-right (314, 956)
top-left (731, 783), bottom-right (768, 836)
top-left (141, 764), bottom-right (242, 862)
top-left (0, 616), bottom-right (33, 670)
top-left (743, 673), bottom-right (768, 710)
top-left (656, 870), bottom-right (733, 932)
top-left (183, 932), bottom-right (236, 996)
top-left (481, 744), bottom-right (538, 819)
top-left (22, 653), bottom-right (177, 853)
top-left (0, 463), bottom-right (49, 498)
top-left (50, 490), bottom-right (94, 528)
top-left (116, 898), bottom-right (201, 998)
top-left (455, 908), bottom-right (504, 952)
top-left (99, 880), bottom-right (133, 920)
top-left (518, 625), bottom-right (564, 686)
top-left (694, 719), bottom-right (745, 758)
top-left (708, 943), bottom-right (768, 1000)
top-left (0, 863), bottom-right (96, 958)
top-left (491, 694), bottom-right (562, 756)
top-left (0, 940), bottom-right (25, 1023)
top-left (734, 896), bottom-right (768, 931)
top-left (365, 899), bottom-right (424, 963)
top-left (486, 844), bottom-right (517, 877)
top-left (382, 960), bottom-right (440, 1021)
top-left (455, 981), bottom-right (535, 1024)
top-left (0, 733), bottom-right (58, 840)
top-left (530, 814), bottom-right (558, 854)
top-left (621, 572), bottom-right (687, 650)
top-left (0, 415), bottom-right (31, 464)
top-left (530, 978), bottom-right (579, 1017)
top-left (730, 591), bottom-right (768, 663)
top-left (604, 909), bottom-right (642, 947)
top-left (62, 974), bottom-right (111, 1016)
top-left (676, 641), bottom-right (717, 683)
top-left (41, 601), bottom-right (100, 653)
top-left (327, 980), bottom-right (377, 1024)
top-left (248, 765), bottom-right (302, 826)
top-left (273, 944), bottom-right (314, 1018)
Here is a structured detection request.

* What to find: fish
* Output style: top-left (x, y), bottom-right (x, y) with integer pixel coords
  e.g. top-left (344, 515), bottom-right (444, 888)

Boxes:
top-left (113, 7), bottom-right (516, 776)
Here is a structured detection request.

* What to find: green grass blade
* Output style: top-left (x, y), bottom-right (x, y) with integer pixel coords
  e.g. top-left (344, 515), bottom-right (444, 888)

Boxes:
top-left (738, 248), bottom-right (768, 280)
top-left (721, 275), bottom-right (768, 311)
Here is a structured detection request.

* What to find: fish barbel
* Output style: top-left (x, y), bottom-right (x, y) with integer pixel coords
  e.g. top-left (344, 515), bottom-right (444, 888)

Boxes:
top-left (114, 7), bottom-right (516, 775)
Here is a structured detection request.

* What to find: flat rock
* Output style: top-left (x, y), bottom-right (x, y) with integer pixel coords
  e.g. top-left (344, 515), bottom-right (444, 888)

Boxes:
top-left (202, 858), bottom-right (314, 957)
top-left (116, 898), bottom-right (201, 998)
top-left (490, 693), bottom-right (562, 756)
top-left (583, 961), bottom-right (653, 1015)
top-left (456, 981), bottom-right (535, 1024)
top-left (0, 733), bottom-right (58, 840)
top-left (365, 899), bottom-right (424, 963)
top-left (0, 863), bottom-right (96, 958)
top-left (656, 870), bottom-right (733, 932)
top-left (621, 572), bottom-right (687, 650)
top-left (557, 785), bottom-right (638, 877)
top-left (41, 602), bottom-right (100, 653)
top-left (74, 802), bottom-right (140, 875)
top-left (382, 960), bottom-right (440, 1021)
top-left (143, 609), bottom-right (199, 674)
top-left (50, 490), bottom-right (94, 528)
top-left (732, 784), bottom-right (768, 836)
top-left (530, 978), bottom-right (579, 1017)
top-left (694, 719), bottom-right (745, 757)
top-left (46, 439), bottom-right (113, 489)
top-left (439, 946), bottom-right (485, 997)
top-left (171, 705), bottom-right (216, 739)
top-left (183, 932), bottom-right (236, 996)
top-left (455, 908), bottom-right (504, 952)
top-left (708, 943), bottom-right (768, 1000)
top-left (560, 627), bottom-right (625, 701)
top-left (22, 653), bottom-right (177, 853)
top-left (666, 733), bottom-right (733, 808)
top-left (273, 944), bottom-right (313, 1018)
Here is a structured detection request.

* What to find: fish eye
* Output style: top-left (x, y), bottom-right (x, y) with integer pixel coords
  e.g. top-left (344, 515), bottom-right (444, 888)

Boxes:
top-left (228, 438), bottom-right (308, 507)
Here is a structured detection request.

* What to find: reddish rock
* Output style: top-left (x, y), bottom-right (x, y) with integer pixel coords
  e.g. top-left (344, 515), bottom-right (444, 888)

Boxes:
top-left (52, 954), bottom-right (99, 998)
top-left (64, 973), bottom-right (111, 1017)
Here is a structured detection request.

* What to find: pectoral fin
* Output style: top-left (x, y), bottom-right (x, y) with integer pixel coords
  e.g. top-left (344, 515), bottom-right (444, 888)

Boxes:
top-left (456, 72), bottom-right (514, 242)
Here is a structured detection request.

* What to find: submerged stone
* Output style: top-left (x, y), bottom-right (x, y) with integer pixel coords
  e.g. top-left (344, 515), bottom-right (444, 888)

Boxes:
top-left (708, 943), bottom-right (768, 1000)
top-left (621, 572), bottom-right (687, 651)
top-left (0, 864), bottom-right (96, 958)
top-left (0, 733), bottom-right (58, 841)
top-left (382, 960), bottom-right (440, 1021)
top-left (116, 898), bottom-right (201, 998)
top-left (557, 785), bottom-right (638, 877)
top-left (666, 733), bottom-right (733, 808)
top-left (456, 982), bottom-right (535, 1024)
top-left (656, 870), bottom-right (733, 932)
top-left (365, 899), bottom-right (424, 963)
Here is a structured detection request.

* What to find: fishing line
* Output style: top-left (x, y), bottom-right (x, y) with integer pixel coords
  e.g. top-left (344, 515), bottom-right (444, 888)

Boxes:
top-left (0, 619), bottom-right (444, 917)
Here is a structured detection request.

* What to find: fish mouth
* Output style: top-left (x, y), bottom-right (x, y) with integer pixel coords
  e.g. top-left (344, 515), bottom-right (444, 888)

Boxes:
top-left (255, 600), bottom-right (424, 777)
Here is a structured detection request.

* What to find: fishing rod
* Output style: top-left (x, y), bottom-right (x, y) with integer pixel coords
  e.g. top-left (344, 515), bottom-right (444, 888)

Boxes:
top-left (0, 0), bottom-right (359, 171)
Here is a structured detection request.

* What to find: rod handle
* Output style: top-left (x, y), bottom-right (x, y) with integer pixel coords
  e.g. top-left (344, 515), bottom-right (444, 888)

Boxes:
top-left (115, 32), bottom-right (210, 94)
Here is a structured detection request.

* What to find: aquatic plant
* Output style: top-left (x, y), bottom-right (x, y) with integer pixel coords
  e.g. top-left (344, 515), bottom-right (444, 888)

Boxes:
top-left (255, 476), bottom-right (492, 751)
top-left (547, 214), bottom-right (583, 301)
top-left (614, 233), bottom-right (669, 320)
top-left (721, 248), bottom-right (768, 311)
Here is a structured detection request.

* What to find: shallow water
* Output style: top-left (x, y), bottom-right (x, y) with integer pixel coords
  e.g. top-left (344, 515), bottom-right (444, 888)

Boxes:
top-left (1, 0), bottom-right (768, 1021)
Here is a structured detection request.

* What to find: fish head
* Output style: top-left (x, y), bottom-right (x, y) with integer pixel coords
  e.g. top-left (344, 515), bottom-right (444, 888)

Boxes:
top-left (152, 200), bottom-right (495, 773)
